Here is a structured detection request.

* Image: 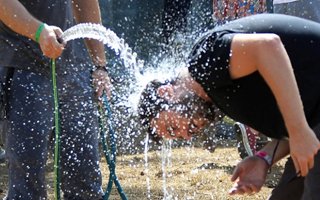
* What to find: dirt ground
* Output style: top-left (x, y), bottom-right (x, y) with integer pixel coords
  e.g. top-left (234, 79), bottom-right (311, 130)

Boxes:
top-left (0, 143), bottom-right (284, 200)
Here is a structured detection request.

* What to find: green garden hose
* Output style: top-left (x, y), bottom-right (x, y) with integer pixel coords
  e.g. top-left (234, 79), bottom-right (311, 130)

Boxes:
top-left (51, 59), bottom-right (61, 200)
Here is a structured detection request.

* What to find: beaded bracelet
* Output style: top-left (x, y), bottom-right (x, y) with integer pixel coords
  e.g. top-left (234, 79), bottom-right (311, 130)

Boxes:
top-left (35, 23), bottom-right (46, 43)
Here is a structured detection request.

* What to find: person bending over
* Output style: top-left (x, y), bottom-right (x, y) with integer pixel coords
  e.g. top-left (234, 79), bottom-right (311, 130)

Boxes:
top-left (138, 13), bottom-right (320, 199)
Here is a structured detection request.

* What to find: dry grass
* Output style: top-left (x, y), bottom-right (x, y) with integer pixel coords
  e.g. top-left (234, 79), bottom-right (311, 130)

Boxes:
top-left (0, 144), bottom-right (284, 199)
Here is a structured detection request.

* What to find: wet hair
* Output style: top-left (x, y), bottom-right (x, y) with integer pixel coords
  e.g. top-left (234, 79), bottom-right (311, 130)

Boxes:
top-left (138, 79), bottom-right (174, 143)
top-left (138, 79), bottom-right (224, 143)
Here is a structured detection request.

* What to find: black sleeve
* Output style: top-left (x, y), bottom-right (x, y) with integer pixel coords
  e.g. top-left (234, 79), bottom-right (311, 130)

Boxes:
top-left (188, 30), bottom-right (235, 88)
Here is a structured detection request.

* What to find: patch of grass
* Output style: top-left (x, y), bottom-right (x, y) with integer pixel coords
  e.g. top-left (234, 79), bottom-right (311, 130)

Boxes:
top-left (0, 146), bottom-right (284, 199)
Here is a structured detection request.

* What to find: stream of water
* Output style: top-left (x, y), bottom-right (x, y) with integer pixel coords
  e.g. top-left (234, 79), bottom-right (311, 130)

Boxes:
top-left (61, 23), bottom-right (177, 199)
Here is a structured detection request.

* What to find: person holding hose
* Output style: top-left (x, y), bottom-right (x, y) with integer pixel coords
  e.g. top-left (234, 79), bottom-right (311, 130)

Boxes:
top-left (0, 0), bottom-right (110, 199)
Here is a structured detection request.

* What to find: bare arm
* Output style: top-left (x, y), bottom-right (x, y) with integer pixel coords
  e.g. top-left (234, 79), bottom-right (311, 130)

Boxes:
top-left (72, 0), bottom-right (106, 66)
top-left (72, 0), bottom-right (111, 98)
top-left (0, 0), bottom-right (40, 40)
top-left (0, 0), bottom-right (64, 58)
top-left (229, 33), bottom-right (320, 176)
top-left (260, 139), bottom-right (290, 165)
top-left (230, 139), bottom-right (289, 195)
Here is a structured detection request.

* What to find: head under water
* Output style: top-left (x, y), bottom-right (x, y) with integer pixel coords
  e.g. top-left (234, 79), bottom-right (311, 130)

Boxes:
top-left (138, 78), bottom-right (222, 143)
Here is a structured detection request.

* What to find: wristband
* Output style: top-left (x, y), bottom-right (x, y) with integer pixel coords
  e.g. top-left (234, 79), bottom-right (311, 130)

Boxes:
top-left (255, 151), bottom-right (272, 167)
top-left (35, 23), bottom-right (46, 43)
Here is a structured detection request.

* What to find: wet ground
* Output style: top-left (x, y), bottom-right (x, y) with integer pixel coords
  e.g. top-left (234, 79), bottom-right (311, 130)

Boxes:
top-left (0, 142), bottom-right (284, 199)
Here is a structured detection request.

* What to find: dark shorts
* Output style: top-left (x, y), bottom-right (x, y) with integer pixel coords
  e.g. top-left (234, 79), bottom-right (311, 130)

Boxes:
top-left (269, 123), bottom-right (320, 200)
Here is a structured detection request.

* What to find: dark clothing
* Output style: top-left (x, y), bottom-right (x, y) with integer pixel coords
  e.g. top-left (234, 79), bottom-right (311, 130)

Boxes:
top-left (268, 124), bottom-right (320, 200)
top-left (188, 13), bottom-right (320, 199)
top-left (188, 13), bottom-right (320, 139)
top-left (6, 69), bottom-right (102, 200)
top-left (268, 157), bottom-right (304, 200)
top-left (0, 67), bottom-right (12, 150)
top-left (0, 1), bottom-right (103, 199)
top-left (0, 0), bottom-right (87, 76)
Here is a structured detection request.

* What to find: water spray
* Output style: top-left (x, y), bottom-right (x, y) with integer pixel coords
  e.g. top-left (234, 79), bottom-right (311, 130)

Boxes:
top-left (52, 23), bottom-right (131, 200)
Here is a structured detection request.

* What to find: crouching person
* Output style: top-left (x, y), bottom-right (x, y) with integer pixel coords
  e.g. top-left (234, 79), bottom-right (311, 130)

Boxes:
top-left (138, 14), bottom-right (320, 199)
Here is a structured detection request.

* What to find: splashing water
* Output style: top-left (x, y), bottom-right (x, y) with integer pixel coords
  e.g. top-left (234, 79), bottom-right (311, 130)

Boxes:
top-left (61, 23), bottom-right (182, 199)
top-left (144, 134), bottom-right (151, 199)
top-left (62, 23), bottom-right (139, 67)
top-left (61, 23), bottom-right (180, 111)
top-left (61, 23), bottom-right (143, 86)
top-left (161, 139), bottom-right (174, 200)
